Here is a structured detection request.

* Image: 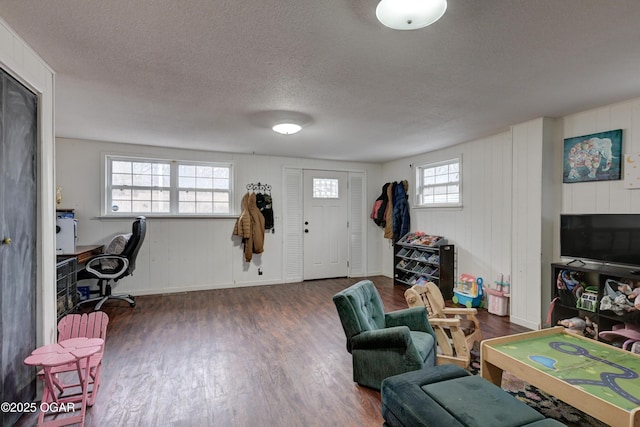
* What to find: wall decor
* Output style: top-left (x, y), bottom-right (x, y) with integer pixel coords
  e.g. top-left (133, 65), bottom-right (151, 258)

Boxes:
top-left (624, 152), bottom-right (640, 189)
top-left (563, 129), bottom-right (622, 183)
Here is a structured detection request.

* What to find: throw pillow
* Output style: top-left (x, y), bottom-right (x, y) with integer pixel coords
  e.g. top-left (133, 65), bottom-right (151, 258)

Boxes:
top-left (101, 233), bottom-right (132, 270)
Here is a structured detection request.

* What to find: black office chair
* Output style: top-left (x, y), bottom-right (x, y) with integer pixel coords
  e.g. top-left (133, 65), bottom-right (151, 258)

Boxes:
top-left (78, 216), bottom-right (146, 310)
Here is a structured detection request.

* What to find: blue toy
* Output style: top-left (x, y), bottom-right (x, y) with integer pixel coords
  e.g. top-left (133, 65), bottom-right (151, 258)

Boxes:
top-left (453, 274), bottom-right (484, 308)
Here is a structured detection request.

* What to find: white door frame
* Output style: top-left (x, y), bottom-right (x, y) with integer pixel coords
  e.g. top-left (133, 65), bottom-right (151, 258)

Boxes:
top-left (303, 170), bottom-right (348, 280)
top-left (282, 167), bottom-right (367, 282)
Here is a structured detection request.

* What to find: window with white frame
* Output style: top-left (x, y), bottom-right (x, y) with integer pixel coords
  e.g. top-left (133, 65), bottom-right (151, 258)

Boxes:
top-left (312, 178), bottom-right (339, 198)
top-left (106, 156), bottom-right (232, 215)
top-left (415, 158), bottom-right (461, 207)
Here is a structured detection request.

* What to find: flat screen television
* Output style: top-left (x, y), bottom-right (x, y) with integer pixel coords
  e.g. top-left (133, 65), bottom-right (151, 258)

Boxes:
top-left (560, 214), bottom-right (640, 267)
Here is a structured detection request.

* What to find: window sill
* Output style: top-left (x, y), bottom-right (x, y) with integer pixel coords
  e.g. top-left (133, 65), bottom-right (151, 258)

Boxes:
top-left (95, 214), bottom-right (239, 220)
top-left (412, 204), bottom-right (463, 211)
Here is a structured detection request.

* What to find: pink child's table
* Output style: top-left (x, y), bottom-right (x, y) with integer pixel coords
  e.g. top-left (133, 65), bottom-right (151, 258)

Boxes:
top-left (24, 337), bottom-right (103, 427)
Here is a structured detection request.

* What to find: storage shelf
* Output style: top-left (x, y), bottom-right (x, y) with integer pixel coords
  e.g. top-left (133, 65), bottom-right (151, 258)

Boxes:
top-left (393, 232), bottom-right (455, 299)
top-left (550, 262), bottom-right (640, 348)
top-left (56, 257), bottom-right (78, 320)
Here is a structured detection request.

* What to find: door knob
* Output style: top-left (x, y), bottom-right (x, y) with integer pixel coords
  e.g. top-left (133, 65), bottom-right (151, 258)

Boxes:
top-left (2, 237), bottom-right (11, 245)
top-left (304, 229), bottom-right (309, 233)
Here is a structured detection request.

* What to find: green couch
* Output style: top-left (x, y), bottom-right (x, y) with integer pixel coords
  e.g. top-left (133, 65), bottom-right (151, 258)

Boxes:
top-left (333, 280), bottom-right (437, 390)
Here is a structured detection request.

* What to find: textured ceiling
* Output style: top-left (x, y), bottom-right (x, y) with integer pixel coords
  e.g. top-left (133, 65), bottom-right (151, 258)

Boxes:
top-left (1, 1), bottom-right (640, 162)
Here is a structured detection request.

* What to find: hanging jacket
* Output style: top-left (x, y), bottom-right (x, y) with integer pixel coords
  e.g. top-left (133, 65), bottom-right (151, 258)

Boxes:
top-left (370, 198), bottom-right (383, 224)
top-left (393, 180), bottom-right (410, 241)
top-left (371, 183), bottom-right (390, 227)
top-left (248, 192), bottom-right (265, 255)
top-left (233, 192), bottom-right (253, 262)
top-left (233, 192), bottom-right (265, 262)
top-left (256, 192), bottom-right (274, 230)
top-left (384, 182), bottom-right (396, 239)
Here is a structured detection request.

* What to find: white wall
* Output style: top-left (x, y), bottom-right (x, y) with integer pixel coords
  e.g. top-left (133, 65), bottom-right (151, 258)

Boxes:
top-left (0, 18), bottom-right (57, 344)
top-left (511, 118), bottom-right (559, 330)
top-left (381, 131), bottom-right (513, 288)
top-left (379, 97), bottom-right (640, 330)
top-left (55, 138), bottom-right (383, 295)
top-left (561, 98), bottom-right (640, 215)
top-left (381, 119), bottom-right (556, 330)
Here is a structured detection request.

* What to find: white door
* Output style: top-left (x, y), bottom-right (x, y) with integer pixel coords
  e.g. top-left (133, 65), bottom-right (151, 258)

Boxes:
top-left (303, 170), bottom-right (348, 280)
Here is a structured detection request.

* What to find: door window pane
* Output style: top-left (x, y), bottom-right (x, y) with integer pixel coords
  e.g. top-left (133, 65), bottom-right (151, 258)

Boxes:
top-left (313, 178), bottom-right (339, 198)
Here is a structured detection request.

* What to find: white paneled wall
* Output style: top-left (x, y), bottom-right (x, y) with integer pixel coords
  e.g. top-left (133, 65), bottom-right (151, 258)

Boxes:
top-left (381, 131), bottom-right (513, 292)
top-left (380, 97), bottom-right (640, 330)
top-left (511, 118), bottom-right (559, 330)
top-left (348, 172), bottom-right (367, 277)
top-left (382, 120), bottom-right (558, 329)
top-left (562, 98), bottom-right (640, 214)
top-left (55, 138), bottom-right (383, 295)
top-left (283, 168), bottom-right (303, 282)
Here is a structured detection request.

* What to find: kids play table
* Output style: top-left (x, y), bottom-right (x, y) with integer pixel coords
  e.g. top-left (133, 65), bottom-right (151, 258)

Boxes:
top-left (481, 327), bottom-right (640, 427)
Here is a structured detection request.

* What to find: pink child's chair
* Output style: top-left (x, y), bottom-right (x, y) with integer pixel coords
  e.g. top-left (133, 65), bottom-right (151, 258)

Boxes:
top-left (41, 311), bottom-right (109, 406)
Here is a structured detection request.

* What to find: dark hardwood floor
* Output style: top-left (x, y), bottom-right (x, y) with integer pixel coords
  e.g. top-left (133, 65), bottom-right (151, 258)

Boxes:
top-left (17, 276), bottom-right (529, 427)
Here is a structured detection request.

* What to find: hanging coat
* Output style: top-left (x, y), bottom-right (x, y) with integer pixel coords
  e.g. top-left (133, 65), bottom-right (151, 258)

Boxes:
top-left (376, 182), bottom-right (391, 227)
top-left (233, 192), bottom-right (253, 262)
top-left (384, 182), bottom-right (396, 239)
top-left (393, 180), bottom-right (410, 241)
top-left (233, 192), bottom-right (265, 262)
top-left (370, 183), bottom-right (390, 227)
top-left (256, 192), bottom-right (274, 230)
top-left (248, 192), bottom-right (265, 255)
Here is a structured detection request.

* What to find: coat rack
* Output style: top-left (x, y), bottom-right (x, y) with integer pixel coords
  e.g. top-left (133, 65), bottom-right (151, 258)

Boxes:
top-left (246, 182), bottom-right (271, 194)
top-left (244, 182), bottom-right (275, 233)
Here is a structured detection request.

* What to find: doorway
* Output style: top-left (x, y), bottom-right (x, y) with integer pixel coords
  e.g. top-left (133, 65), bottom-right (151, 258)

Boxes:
top-left (303, 170), bottom-right (348, 280)
top-left (0, 68), bottom-right (38, 426)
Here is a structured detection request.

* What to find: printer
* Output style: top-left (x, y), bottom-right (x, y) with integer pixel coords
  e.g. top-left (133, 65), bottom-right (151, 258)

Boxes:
top-left (56, 217), bottom-right (77, 254)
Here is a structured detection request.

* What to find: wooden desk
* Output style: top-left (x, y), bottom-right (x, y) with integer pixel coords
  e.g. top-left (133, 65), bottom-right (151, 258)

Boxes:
top-left (57, 245), bottom-right (103, 264)
top-left (481, 327), bottom-right (640, 427)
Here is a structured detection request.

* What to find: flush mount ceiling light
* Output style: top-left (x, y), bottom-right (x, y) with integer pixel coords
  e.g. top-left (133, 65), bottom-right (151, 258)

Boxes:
top-left (272, 123), bottom-right (302, 135)
top-left (248, 110), bottom-right (313, 134)
top-left (376, 0), bottom-right (447, 30)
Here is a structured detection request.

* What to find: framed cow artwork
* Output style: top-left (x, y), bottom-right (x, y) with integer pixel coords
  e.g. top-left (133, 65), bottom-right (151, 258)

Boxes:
top-left (563, 129), bottom-right (622, 183)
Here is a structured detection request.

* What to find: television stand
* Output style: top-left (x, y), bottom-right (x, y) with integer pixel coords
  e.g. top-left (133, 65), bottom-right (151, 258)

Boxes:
top-left (566, 259), bottom-right (586, 266)
top-left (550, 262), bottom-right (640, 348)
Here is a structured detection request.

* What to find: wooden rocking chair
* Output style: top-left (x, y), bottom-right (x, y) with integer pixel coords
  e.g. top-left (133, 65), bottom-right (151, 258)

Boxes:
top-left (405, 282), bottom-right (482, 368)
top-left (39, 311), bottom-right (109, 406)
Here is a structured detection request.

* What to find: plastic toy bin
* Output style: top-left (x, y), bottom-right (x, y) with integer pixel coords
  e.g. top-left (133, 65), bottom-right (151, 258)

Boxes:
top-left (486, 289), bottom-right (509, 316)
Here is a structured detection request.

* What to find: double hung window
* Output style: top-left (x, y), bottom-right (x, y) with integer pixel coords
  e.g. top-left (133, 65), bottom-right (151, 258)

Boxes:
top-left (106, 156), bottom-right (232, 215)
top-left (415, 158), bottom-right (461, 207)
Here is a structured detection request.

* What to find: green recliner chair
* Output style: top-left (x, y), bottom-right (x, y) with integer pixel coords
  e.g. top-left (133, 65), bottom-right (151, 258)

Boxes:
top-left (333, 280), bottom-right (437, 390)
